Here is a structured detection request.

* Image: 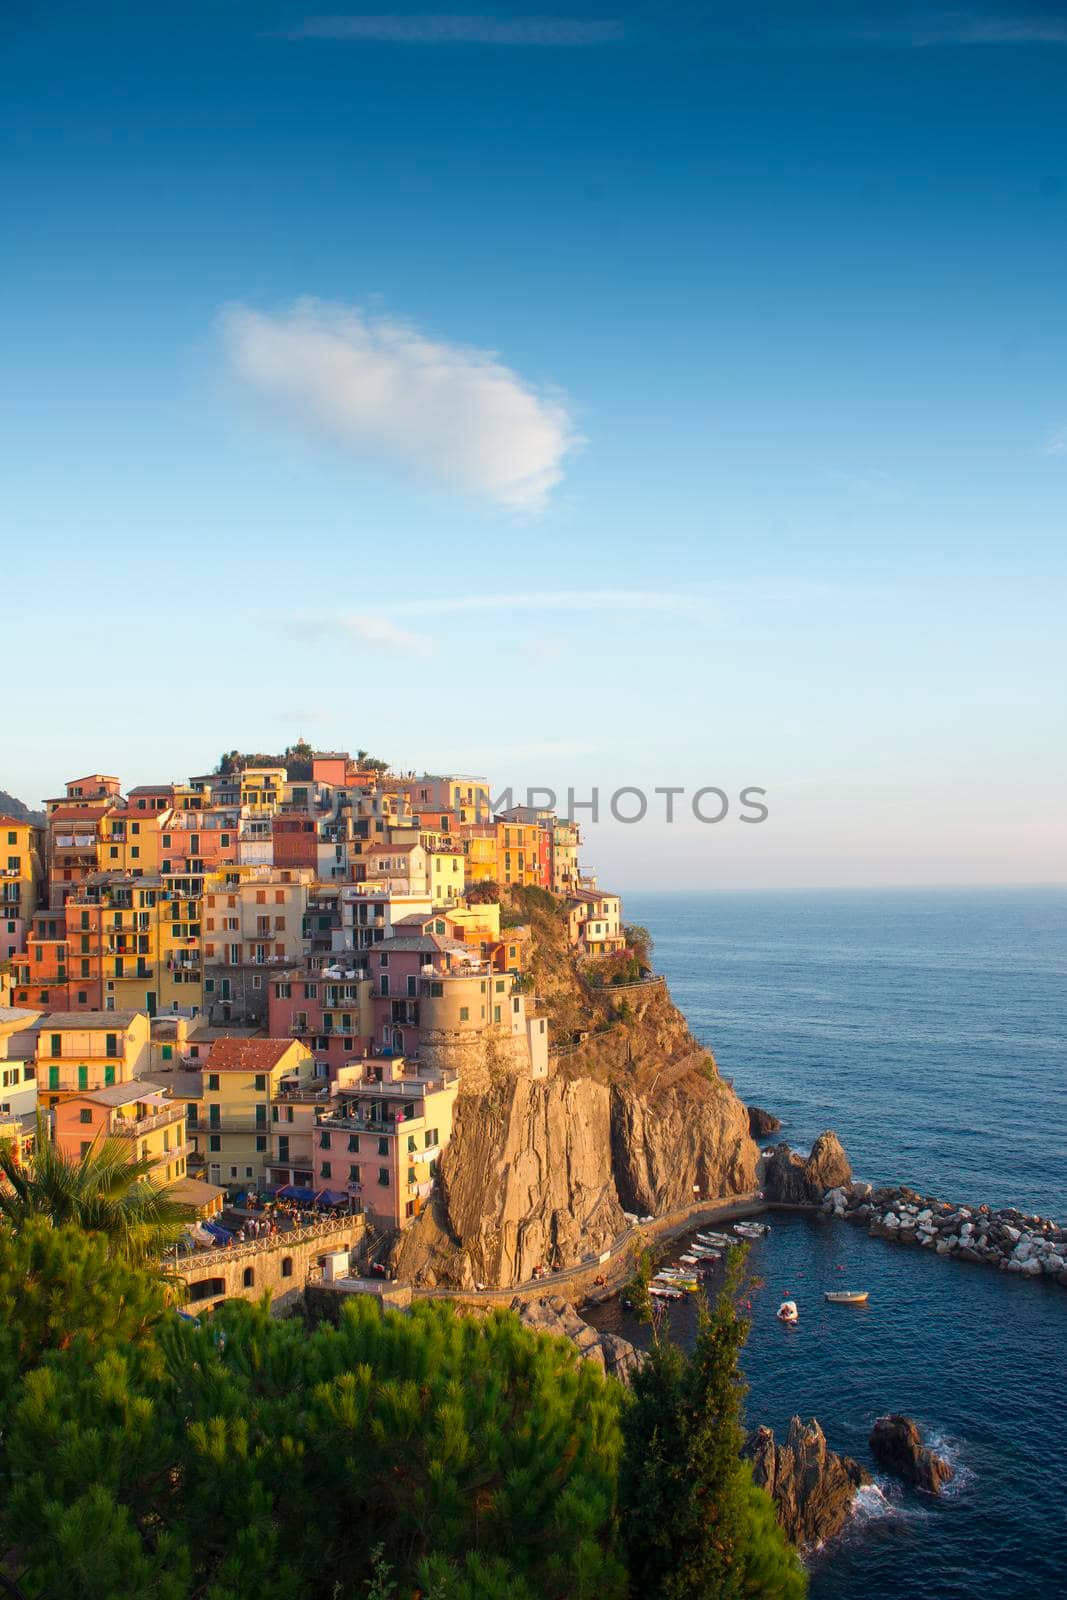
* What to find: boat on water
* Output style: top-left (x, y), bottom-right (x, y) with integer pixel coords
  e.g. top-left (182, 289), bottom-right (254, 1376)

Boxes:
top-left (649, 1284), bottom-right (683, 1301)
top-left (824, 1289), bottom-right (870, 1305)
top-left (696, 1231), bottom-right (731, 1246)
top-left (734, 1222), bottom-right (770, 1239)
top-left (777, 1299), bottom-right (799, 1323)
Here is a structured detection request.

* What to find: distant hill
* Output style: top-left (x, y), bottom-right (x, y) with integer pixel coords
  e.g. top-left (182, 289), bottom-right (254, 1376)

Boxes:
top-left (0, 790), bottom-right (45, 828)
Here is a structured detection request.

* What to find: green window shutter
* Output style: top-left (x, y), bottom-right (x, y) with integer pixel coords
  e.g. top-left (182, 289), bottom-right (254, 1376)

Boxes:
top-left (78, 1064), bottom-right (88, 1090)
top-left (104, 1065), bottom-right (116, 1086)
top-left (48, 1066), bottom-right (59, 1090)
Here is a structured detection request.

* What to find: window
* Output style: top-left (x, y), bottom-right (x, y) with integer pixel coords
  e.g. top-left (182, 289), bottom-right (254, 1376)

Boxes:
top-left (347, 1134), bottom-right (360, 1152)
top-left (378, 1167), bottom-right (390, 1186)
top-left (495, 979), bottom-right (505, 993)
top-left (378, 1137), bottom-right (388, 1156)
top-left (494, 1006), bottom-right (501, 1024)
top-left (319, 1131), bottom-right (331, 1149)
top-left (256, 1136), bottom-right (267, 1152)
top-left (243, 1267), bottom-right (255, 1288)
top-left (79, 1107), bottom-right (93, 1124)
top-left (207, 1074), bottom-right (219, 1091)
top-left (209, 1135), bottom-right (221, 1152)
top-left (459, 1006), bottom-right (469, 1022)
top-left (104, 1065), bottom-right (116, 1086)
top-left (321, 1161), bottom-right (332, 1178)
top-left (49, 1033), bottom-right (61, 1057)
top-left (348, 1164), bottom-right (360, 1181)
top-left (162, 1044), bottom-right (173, 1061)
top-left (105, 1033), bottom-right (118, 1057)
top-left (425, 1129), bottom-right (438, 1147)
top-left (77, 1064), bottom-right (88, 1090)
top-left (254, 1074), bottom-right (267, 1092)
top-left (281, 1257), bottom-right (293, 1278)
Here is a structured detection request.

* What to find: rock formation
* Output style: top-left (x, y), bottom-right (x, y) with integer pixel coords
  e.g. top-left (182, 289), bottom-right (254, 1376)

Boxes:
top-left (513, 1295), bottom-right (641, 1381)
top-left (744, 1417), bottom-right (870, 1547)
top-left (393, 895), bottom-right (758, 1289)
top-left (747, 1105), bottom-right (782, 1137)
top-left (763, 1132), bottom-right (851, 1206)
top-left (869, 1415), bottom-right (954, 1493)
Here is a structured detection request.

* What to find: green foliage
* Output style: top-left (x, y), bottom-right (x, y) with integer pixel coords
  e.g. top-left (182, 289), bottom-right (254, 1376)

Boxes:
top-left (623, 924), bottom-right (654, 970)
top-left (619, 1249), bottom-right (807, 1600)
top-left (0, 1113), bottom-right (193, 1264)
top-left (0, 1253), bottom-right (626, 1600)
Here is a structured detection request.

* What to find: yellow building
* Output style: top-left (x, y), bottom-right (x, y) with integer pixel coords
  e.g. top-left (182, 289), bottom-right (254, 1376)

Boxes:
top-left (35, 1010), bottom-right (152, 1109)
top-left (496, 821), bottom-right (544, 888)
top-left (239, 766), bottom-right (287, 812)
top-left (96, 808), bottom-right (170, 876)
top-left (78, 874), bottom-right (204, 1018)
top-left (459, 825), bottom-right (499, 886)
top-left (201, 1035), bottom-right (316, 1188)
top-left (428, 847), bottom-right (465, 906)
top-left (54, 1082), bottom-right (191, 1185)
top-left (1, 815), bottom-right (44, 956)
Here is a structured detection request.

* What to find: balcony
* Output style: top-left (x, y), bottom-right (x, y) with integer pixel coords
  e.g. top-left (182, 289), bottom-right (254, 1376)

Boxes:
top-left (116, 1103), bottom-right (187, 1137)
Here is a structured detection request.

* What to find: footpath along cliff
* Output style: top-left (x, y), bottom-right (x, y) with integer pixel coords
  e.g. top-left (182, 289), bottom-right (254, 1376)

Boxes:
top-left (394, 890), bottom-right (758, 1289)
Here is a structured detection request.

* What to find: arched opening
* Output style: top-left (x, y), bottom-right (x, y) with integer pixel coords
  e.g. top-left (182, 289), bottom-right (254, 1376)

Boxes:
top-left (281, 1256), bottom-right (293, 1278)
top-left (187, 1276), bottom-right (225, 1303)
top-left (242, 1266), bottom-right (255, 1288)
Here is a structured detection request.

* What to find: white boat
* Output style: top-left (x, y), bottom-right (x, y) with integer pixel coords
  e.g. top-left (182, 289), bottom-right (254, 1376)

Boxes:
top-left (777, 1299), bottom-right (799, 1323)
top-left (824, 1289), bottom-right (870, 1305)
top-left (734, 1222), bottom-right (769, 1239)
top-left (649, 1284), bottom-right (683, 1301)
top-left (679, 1253), bottom-right (699, 1265)
top-left (696, 1232), bottom-right (731, 1246)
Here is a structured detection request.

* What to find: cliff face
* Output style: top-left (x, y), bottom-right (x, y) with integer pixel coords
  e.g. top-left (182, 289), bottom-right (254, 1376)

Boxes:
top-left (393, 895), bottom-right (758, 1289)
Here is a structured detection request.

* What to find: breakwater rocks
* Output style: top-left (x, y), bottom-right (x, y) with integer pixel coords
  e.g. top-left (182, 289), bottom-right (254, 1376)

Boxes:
top-left (869, 1415), bottom-right (954, 1493)
top-left (744, 1417), bottom-right (870, 1549)
top-left (822, 1182), bottom-right (1067, 1283)
top-left (513, 1295), bottom-right (642, 1381)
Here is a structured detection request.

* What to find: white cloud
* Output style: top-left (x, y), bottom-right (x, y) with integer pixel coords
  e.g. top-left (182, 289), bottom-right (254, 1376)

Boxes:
top-left (220, 298), bottom-right (580, 512)
top-left (1045, 427), bottom-right (1067, 456)
top-left (273, 15), bottom-right (624, 44)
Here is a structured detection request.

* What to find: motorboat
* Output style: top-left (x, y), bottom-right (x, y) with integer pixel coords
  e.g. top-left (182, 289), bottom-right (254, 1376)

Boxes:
top-left (777, 1299), bottom-right (799, 1323)
top-left (734, 1222), bottom-right (770, 1239)
top-left (824, 1290), bottom-right (870, 1305)
top-left (696, 1231), bottom-right (731, 1246)
top-left (649, 1284), bottom-right (683, 1301)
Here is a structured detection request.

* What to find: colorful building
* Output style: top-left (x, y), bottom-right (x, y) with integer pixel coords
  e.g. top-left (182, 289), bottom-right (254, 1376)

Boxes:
top-left (200, 1035), bottom-right (316, 1189)
top-left (1, 816), bottom-right (43, 960)
top-left (565, 889), bottom-right (625, 954)
top-left (34, 1010), bottom-right (152, 1109)
top-left (54, 1081), bottom-right (191, 1185)
top-left (313, 1056), bottom-right (459, 1227)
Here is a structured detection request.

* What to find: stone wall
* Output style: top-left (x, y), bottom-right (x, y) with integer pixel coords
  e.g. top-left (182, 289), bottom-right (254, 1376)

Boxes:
top-left (177, 1217), bottom-right (364, 1314)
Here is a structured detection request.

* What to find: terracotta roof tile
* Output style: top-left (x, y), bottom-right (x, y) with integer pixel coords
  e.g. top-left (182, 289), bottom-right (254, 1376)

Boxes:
top-left (205, 1036), bottom-right (302, 1072)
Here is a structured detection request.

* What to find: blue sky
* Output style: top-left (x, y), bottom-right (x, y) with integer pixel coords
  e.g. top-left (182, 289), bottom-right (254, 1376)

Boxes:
top-left (2, 1), bottom-right (1065, 887)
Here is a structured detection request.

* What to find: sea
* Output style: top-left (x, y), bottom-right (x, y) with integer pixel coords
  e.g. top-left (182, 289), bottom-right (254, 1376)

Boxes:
top-left (585, 887), bottom-right (1067, 1600)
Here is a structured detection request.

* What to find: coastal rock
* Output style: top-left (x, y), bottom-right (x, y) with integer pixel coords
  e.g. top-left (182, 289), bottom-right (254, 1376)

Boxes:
top-left (512, 1295), bottom-right (641, 1381)
top-left (748, 1105), bottom-right (783, 1138)
top-left (392, 964), bottom-right (757, 1288)
top-left (744, 1417), bottom-right (870, 1548)
top-left (869, 1415), bottom-right (954, 1493)
top-left (763, 1144), bottom-right (811, 1205)
top-left (805, 1131), bottom-right (852, 1191)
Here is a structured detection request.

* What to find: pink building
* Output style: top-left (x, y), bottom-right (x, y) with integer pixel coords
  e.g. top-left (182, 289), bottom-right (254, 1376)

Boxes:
top-left (268, 962), bottom-right (375, 1078)
top-left (311, 1057), bottom-right (459, 1228)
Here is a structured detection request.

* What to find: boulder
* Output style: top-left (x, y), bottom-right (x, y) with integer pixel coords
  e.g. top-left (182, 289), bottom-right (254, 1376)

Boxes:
top-left (748, 1105), bottom-right (783, 1138)
top-left (762, 1144), bottom-right (812, 1205)
top-left (511, 1296), bottom-right (642, 1382)
top-left (744, 1416), bottom-right (870, 1548)
top-left (869, 1415), bottom-right (954, 1493)
top-left (804, 1131), bottom-right (852, 1192)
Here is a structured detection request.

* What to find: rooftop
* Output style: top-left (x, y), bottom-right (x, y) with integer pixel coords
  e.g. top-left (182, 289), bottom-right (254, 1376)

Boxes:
top-left (205, 1036), bottom-right (305, 1072)
top-left (36, 1010), bottom-right (143, 1030)
top-left (65, 1081), bottom-right (170, 1109)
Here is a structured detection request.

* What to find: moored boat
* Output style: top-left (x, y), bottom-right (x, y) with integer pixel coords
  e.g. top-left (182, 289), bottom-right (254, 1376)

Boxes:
top-left (824, 1289), bottom-right (870, 1305)
top-left (776, 1299), bottom-right (799, 1323)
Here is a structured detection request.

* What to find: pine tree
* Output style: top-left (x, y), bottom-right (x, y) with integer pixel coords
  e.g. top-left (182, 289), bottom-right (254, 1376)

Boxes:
top-left (619, 1247), bottom-right (807, 1600)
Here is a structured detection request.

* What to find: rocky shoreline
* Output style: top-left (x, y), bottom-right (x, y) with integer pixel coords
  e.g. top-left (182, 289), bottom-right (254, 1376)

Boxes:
top-left (820, 1178), bottom-right (1067, 1284)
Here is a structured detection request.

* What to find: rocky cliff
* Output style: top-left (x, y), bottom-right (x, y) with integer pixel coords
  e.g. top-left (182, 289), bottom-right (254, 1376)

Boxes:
top-left (393, 891), bottom-right (758, 1289)
top-left (745, 1417), bottom-right (870, 1548)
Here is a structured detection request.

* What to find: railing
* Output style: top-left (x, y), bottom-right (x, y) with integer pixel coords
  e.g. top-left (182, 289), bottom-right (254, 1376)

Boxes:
top-left (116, 1104), bottom-right (187, 1136)
top-left (176, 1215), bottom-right (363, 1270)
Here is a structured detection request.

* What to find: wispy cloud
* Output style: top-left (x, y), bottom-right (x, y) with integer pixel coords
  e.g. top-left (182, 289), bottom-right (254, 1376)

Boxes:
top-left (853, 13), bottom-right (1067, 46)
top-left (1045, 426), bottom-right (1067, 456)
top-left (272, 14), bottom-right (624, 45)
top-left (294, 590), bottom-right (697, 652)
top-left (220, 298), bottom-right (580, 512)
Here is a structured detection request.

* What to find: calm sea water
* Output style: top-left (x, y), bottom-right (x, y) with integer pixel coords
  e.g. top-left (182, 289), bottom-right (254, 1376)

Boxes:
top-left (589, 888), bottom-right (1067, 1600)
